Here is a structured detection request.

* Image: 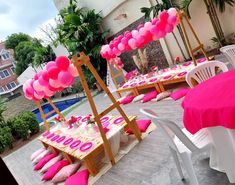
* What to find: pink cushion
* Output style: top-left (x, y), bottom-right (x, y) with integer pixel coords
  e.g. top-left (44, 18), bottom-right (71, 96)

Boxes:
top-left (142, 91), bottom-right (158, 103)
top-left (34, 152), bottom-right (57, 171)
top-left (32, 149), bottom-right (51, 164)
top-left (51, 162), bottom-right (81, 183)
top-left (65, 169), bottom-right (89, 185)
top-left (127, 119), bottom-right (151, 134)
top-left (120, 96), bottom-right (135, 105)
top-left (170, 88), bottom-right (190, 101)
top-left (40, 154), bottom-right (63, 173)
top-left (31, 148), bottom-right (45, 161)
top-left (42, 160), bottom-right (70, 181)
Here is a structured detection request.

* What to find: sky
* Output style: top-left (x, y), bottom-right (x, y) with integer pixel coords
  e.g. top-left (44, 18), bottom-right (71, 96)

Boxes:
top-left (0, 0), bottom-right (58, 42)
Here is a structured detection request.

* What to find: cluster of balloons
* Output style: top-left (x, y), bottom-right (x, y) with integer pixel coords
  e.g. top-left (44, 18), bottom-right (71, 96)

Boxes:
top-left (23, 56), bottom-right (79, 101)
top-left (100, 8), bottom-right (178, 60)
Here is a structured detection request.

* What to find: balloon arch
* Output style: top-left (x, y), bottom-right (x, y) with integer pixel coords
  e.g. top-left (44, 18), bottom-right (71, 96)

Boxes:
top-left (100, 8), bottom-right (179, 67)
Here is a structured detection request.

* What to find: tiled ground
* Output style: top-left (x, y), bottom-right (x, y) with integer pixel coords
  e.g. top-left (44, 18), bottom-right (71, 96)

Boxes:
top-left (3, 55), bottom-right (234, 185)
top-left (4, 91), bottom-right (234, 185)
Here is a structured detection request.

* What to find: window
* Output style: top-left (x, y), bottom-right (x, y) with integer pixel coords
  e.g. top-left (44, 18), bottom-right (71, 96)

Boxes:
top-left (1, 53), bottom-right (10, 60)
top-left (11, 66), bottom-right (15, 73)
top-left (0, 87), bottom-right (4, 93)
top-left (6, 82), bottom-right (17, 90)
top-left (0, 69), bottom-right (10, 79)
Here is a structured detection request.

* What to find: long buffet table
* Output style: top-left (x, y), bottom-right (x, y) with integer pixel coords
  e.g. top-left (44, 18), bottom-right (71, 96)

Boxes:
top-left (39, 115), bottom-right (137, 176)
top-left (117, 58), bottom-right (207, 96)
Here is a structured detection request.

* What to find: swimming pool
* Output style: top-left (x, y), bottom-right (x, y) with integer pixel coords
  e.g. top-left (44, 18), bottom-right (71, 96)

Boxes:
top-left (32, 97), bottom-right (86, 123)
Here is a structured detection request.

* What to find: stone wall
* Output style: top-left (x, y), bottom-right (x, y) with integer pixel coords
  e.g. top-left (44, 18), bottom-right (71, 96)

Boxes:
top-left (108, 17), bottom-right (168, 73)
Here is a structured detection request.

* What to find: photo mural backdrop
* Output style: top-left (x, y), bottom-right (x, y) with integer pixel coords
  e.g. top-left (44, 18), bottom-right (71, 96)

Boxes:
top-left (107, 16), bottom-right (168, 72)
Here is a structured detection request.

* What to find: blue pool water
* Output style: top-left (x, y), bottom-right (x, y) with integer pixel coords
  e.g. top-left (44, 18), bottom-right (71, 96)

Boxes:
top-left (32, 97), bottom-right (85, 123)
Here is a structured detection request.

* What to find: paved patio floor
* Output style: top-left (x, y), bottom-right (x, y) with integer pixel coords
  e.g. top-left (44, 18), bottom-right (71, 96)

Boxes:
top-left (3, 89), bottom-right (234, 185)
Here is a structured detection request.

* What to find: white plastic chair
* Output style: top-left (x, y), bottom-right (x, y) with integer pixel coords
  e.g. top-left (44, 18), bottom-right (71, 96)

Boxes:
top-left (186, 60), bottom-right (228, 88)
top-left (220, 45), bottom-right (235, 68)
top-left (140, 108), bottom-right (212, 185)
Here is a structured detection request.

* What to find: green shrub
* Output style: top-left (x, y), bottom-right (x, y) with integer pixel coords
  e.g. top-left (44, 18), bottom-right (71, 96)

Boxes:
top-left (0, 126), bottom-right (13, 153)
top-left (19, 112), bottom-right (39, 135)
top-left (11, 118), bottom-right (29, 140)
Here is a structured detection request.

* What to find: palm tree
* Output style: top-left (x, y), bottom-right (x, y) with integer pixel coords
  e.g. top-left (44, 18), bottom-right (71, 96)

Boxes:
top-left (181, 0), bottom-right (235, 46)
top-left (141, 0), bottom-right (190, 61)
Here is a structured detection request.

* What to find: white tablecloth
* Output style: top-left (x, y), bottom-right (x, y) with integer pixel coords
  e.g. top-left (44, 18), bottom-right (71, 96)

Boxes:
top-left (208, 126), bottom-right (235, 183)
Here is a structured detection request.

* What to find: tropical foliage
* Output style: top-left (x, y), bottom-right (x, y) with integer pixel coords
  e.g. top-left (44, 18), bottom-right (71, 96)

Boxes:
top-left (181, 0), bottom-right (235, 46)
top-left (55, 0), bottom-right (109, 87)
top-left (5, 33), bottom-right (56, 75)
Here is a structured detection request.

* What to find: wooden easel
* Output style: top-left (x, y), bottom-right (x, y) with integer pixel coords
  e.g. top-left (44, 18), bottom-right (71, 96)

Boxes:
top-left (72, 52), bottom-right (142, 165)
top-left (178, 10), bottom-right (210, 66)
top-left (36, 98), bottom-right (65, 130)
top-left (107, 61), bottom-right (126, 98)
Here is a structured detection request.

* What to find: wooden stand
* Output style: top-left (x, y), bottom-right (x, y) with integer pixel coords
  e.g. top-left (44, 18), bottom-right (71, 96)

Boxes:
top-left (36, 98), bottom-right (65, 130)
top-left (72, 52), bottom-right (142, 166)
top-left (178, 10), bottom-right (210, 66)
top-left (107, 61), bottom-right (126, 98)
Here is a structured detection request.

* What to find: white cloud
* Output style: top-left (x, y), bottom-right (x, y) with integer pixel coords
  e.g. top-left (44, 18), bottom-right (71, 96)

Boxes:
top-left (0, 0), bottom-right (58, 41)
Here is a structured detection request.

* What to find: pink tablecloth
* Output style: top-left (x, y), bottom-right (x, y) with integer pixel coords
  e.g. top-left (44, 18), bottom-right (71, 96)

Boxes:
top-left (182, 69), bottom-right (235, 134)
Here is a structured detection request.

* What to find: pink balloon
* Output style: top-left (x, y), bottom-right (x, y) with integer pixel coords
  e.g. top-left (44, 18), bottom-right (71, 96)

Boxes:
top-left (160, 11), bottom-right (169, 21)
top-left (131, 30), bottom-right (139, 39)
top-left (139, 27), bottom-right (147, 36)
top-left (33, 91), bottom-right (42, 100)
top-left (157, 30), bottom-right (167, 38)
top-left (136, 35), bottom-right (145, 45)
top-left (34, 74), bottom-right (39, 80)
top-left (152, 18), bottom-right (159, 25)
top-left (33, 80), bottom-right (44, 92)
top-left (125, 44), bottom-right (132, 52)
top-left (44, 87), bottom-right (54, 97)
top-left (38, 76), bottom-right (49, 86)
top-left (150, 25), bottom-right (159, 35)
top-left (58, 71), bottom-right (74, 87)
top-left (48, 85), bottom-right (57, 92)
top-left (46, 61), bottom-right (56, 71)
top-left (112, 47), bottom-right (121, 56)
top-left (137, 24), bottom-right (144, 30)
top-left (26, 87), bottom-right (34, 96)
top-left (24, 92), bottom-right (33, 100)
top-left (125, 33), bottom-right (132, 40)
top-left (152, 35), bottom-right (159, 41)
top-left (144, 31), bottom-right (153, 43)
top-left (121, 37), bottom-right (128, 45)
top-left (47, 66), bottom-right (60, 80)
top-left (55, 56), bottom-right (70, 70)
top-left (165, 24), bottom-right (174, 33)
top-left (168, 8), bottom-right (177, 16)
top-left (124, 31), bottom-right (130, 36)
top-left (168, 15), bottom-right (177, 25)
top-left (118, 43), bottom-right (125, 51)
top-left (128, 38), bottom-right (137, 49)
top-left (23, 79), bottom-right (33, 92)
top-left (156, 20), bottom-right (166, 31)
top-left (68, 64), bottom-right (79, 77)
top-left (42, 70), bottom-right (49, 81)
top-left (49, 79), bottom-right (61, 88)
top-left (144, 22), bottom-right (152, 30)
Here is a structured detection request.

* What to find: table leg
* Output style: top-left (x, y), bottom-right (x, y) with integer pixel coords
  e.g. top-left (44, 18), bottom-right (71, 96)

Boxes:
top-left (158, 82), bottom-right (165, 92)
top-left (83, 156), bottom-right (99, 176)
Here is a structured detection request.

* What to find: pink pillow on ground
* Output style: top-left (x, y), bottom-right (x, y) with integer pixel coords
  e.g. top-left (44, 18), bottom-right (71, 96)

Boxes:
top-left (51, 162), bottom-right (81, 183)
top-left (34, 152), bottom-right (57, 171)
top-left (142, 90), bottom-right (158, 103)
top-left (170, 88), bottom-right (190, 101)
top-left (42, 160), bottom-right (70, 181)
top-left (40, 154), bottom-right (63, 173)
top-left (127, 119), bottom-right (152, 134)
top-left (120, 96), bottom-right (135, 105)
top-left (65, 169), bottom-right (89, 185)
top-left (32, 149), bottom-right (51, 164)
top-left (31, 148), bottom-right (45, 161)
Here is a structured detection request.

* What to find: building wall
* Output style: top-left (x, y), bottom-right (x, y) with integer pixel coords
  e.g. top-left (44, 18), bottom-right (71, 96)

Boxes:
top-left (53, 0), bottom-right (235, 65)
top-left (0, 42), bottom-right (20, 96)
